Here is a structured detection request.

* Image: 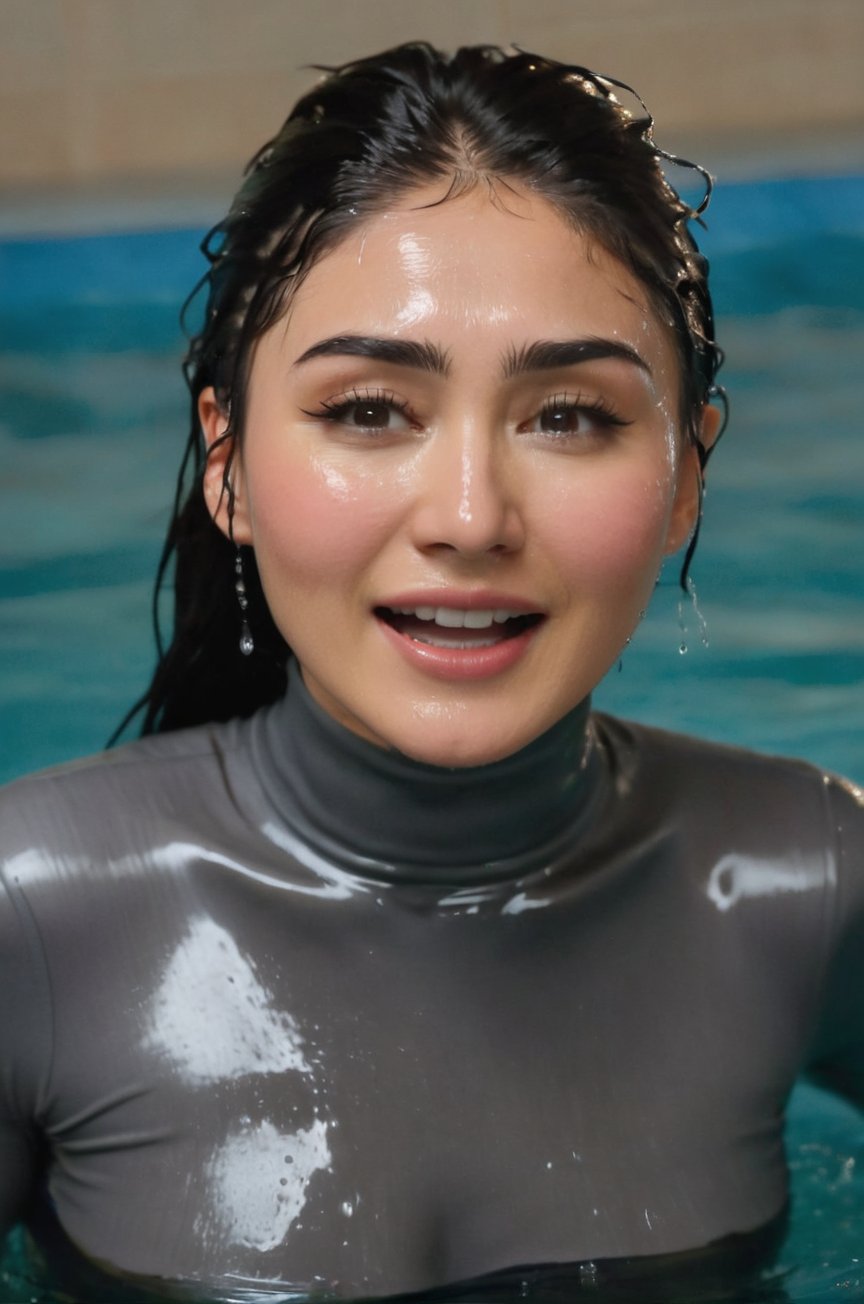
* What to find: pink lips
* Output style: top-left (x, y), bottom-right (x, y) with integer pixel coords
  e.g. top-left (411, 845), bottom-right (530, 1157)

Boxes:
top-left (380, 589), bottom-right (542, 614)
top-left (374, 591), bottom-right (545, 681)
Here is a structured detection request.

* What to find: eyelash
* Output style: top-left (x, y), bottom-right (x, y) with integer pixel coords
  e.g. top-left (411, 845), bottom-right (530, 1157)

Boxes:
top-left (525, 392), bottom-right (631, 438)
top-left (301, 388), bottom-right (631, 438)
top-left (301, 388), bottom-right (416, 431)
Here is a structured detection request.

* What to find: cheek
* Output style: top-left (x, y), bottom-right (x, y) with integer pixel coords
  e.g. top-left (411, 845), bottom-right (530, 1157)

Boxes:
top-left (541, 465), bottom-right (674, 593)
top-left (244, 452), bottom-right (398, 590)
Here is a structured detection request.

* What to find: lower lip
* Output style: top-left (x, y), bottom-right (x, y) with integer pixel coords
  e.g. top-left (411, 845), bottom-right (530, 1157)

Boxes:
top-left (376, 616), bottom-right (542, 681)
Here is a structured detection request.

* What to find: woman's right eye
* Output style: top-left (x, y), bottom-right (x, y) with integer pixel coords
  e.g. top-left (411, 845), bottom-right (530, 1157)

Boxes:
top-left (302, 390), bottom-right (417, 434)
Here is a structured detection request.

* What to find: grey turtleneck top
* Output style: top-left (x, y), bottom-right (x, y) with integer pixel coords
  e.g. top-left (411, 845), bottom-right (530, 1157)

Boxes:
top-left (0, 668), bottom-right (862, 1300)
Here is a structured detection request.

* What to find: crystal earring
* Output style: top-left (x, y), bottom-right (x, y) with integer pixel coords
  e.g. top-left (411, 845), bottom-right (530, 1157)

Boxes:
top-left (234, 549), bottom-right (254, 656)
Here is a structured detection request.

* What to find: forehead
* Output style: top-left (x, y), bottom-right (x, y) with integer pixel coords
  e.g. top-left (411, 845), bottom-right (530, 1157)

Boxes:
top-left (274, 181), bottom-right (678, 377)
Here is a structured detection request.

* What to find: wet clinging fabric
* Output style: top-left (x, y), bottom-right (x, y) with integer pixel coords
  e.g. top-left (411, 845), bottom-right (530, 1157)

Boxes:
top-left (1, 669), bottom-right (862, 1299)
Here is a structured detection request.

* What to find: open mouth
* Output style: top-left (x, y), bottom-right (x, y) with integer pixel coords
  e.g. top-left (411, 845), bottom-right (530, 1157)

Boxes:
top-left (375, 605), bottom-right (544, 649)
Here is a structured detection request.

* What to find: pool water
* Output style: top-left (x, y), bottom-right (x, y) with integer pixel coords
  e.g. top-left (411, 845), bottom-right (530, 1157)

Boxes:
top-left (0, 174), bottom-right (862, 1301)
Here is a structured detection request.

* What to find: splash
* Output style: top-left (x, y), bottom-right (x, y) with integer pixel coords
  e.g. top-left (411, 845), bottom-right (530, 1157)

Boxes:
top-left (203, 1118), bottom-right (331, 1252)
top-left (143, 916), bottom-right (313, 1083)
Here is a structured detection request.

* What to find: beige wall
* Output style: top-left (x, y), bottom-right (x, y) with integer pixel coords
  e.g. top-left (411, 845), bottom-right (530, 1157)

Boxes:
top-left (2, 0), bottom-right (863, 189)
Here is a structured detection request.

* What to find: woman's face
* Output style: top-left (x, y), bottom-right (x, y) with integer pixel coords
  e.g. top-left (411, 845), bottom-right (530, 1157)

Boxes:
top-left (203, 182), bottom-right (709, 767)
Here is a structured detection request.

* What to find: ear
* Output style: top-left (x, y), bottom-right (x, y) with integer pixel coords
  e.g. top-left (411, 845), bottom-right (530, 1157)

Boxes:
top-left (199, 387), bottom-right (253, 545)
top-left (663, 402), bottom-right (724, 556)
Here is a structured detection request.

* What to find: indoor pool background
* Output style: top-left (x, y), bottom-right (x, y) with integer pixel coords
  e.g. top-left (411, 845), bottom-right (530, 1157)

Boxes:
top-left (0, 173), bottom-right (862, 1301)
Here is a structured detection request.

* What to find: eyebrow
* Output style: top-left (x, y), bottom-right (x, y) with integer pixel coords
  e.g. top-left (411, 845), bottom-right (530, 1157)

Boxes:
top-left (294, 335), bottom-right (450, 375)
top-left (293, 333), bottom-right (650, 381)
top-left (502, 338), bottom-right (651, 378)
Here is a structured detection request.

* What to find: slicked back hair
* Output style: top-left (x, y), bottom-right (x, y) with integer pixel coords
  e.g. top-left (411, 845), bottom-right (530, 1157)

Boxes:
top-left (120, 42), bottom-right (723, 738)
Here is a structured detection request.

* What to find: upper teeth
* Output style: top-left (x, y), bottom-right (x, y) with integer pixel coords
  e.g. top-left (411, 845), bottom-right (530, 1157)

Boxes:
top-left (389, 605), bottom-right (523, 629)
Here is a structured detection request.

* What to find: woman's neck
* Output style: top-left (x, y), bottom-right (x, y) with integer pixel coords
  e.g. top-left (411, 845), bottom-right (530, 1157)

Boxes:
top-left (248, 662), bottom-right (605, 888)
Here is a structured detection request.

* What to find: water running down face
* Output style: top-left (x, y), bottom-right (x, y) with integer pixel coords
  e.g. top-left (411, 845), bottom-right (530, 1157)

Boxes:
top-left (202, 182), bottom-right (719, 768)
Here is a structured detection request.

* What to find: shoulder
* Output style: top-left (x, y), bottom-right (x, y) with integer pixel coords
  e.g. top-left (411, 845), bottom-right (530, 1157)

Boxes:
top-left (593, 710), bottom-right (859, 814)
top-left (591, 712), bottom-right (863, 901)
top-left (2, 722), bottom-right (225, 814)
top-left (6, 719), bottom-right (231, 788)
top-left (0, 719), bottom-right (249, 888)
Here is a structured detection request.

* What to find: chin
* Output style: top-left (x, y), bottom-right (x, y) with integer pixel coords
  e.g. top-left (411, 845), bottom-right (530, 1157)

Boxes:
top-left (387, 713), bottom-right (549, 771)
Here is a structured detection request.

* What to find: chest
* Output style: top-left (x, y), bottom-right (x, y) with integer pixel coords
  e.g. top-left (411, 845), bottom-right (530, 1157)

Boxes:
top-left (38, 877), bottom-right (804, 1294)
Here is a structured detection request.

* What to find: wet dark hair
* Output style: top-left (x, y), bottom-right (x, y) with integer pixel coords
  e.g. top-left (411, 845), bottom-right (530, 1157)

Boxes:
top-left (120, 41), bottom-right (725, 738)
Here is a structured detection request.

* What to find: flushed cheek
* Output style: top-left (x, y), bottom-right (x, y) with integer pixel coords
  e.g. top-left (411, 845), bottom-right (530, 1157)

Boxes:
top-left (245, 457), bottom-right (399, 594)
top-left (541, 473), bottom-right (674, 596)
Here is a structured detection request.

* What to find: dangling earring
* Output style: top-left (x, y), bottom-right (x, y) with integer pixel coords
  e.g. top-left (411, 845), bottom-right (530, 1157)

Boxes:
top-left (234, 548), bottom-right (254, 656)
top-left (225, 470), bottom-right (254, 657)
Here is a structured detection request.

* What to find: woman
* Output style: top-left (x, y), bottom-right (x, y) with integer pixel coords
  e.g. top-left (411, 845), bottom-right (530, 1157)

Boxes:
top-left (1, 42), bottom-right (861, 1304)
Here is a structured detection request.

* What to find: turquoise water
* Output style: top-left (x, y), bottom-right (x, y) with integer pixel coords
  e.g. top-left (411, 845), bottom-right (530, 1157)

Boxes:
top-left (0, 175), bottom-right (862, 1300)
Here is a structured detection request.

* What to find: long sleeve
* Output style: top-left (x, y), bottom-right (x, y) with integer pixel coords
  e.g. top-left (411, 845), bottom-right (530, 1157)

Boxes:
top-left (804, 773), bottom-right (864, 1108)
top-left (0, 861), bottom-right (53, 1232)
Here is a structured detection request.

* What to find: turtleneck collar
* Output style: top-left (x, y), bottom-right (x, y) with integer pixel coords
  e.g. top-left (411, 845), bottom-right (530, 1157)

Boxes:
top-left (248, 662), bottom-right (605, 888)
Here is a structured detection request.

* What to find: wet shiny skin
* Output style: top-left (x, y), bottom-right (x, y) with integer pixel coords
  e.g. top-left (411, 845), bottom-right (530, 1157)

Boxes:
top-left (201, 183), bottom-right (715, 768)
top-left (1, 668), bottom-right (862, 1298)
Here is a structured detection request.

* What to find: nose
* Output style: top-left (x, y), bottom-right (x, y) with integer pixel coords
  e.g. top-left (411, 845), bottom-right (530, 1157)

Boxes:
top-left (409, 424), bottom-right (525, 558)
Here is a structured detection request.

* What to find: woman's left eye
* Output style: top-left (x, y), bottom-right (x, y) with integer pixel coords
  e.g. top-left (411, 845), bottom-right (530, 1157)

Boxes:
top-left (520, 395), bottom-right (630, 440)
